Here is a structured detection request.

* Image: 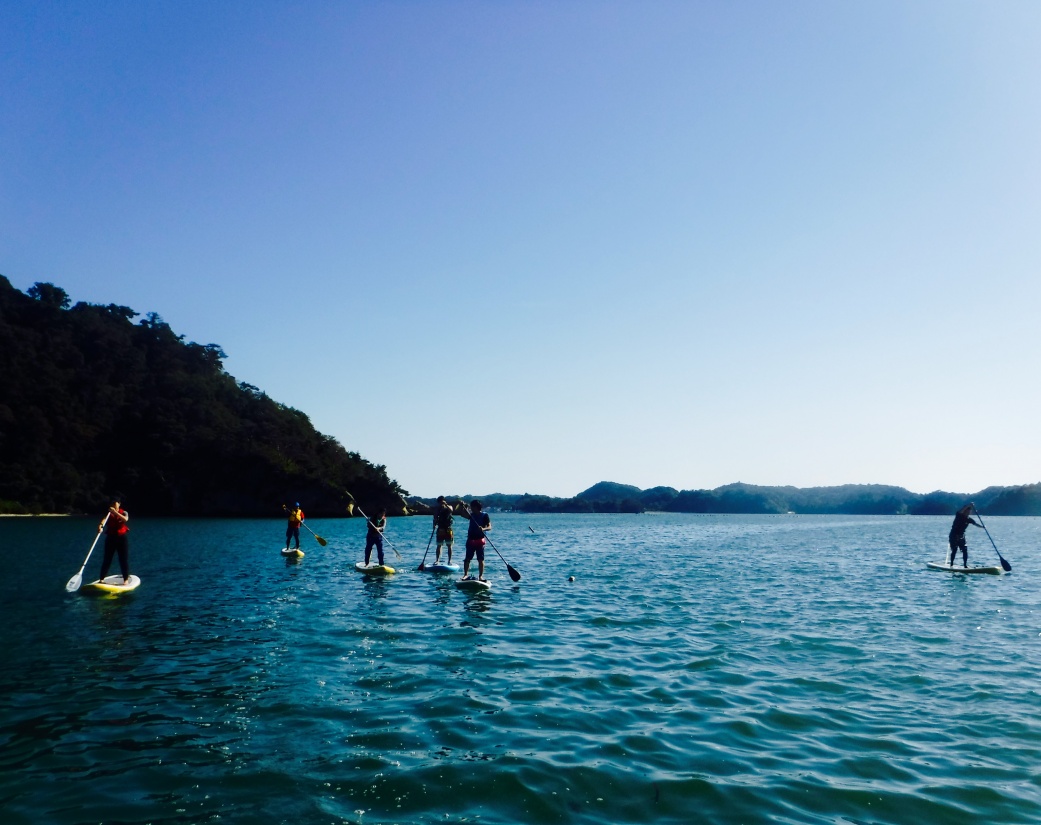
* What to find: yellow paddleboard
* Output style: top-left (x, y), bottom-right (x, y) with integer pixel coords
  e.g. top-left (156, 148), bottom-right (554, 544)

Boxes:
top-left (81, 575), bottom-right (142, 596)
top-left (355, 562), bottom-right (394, 575)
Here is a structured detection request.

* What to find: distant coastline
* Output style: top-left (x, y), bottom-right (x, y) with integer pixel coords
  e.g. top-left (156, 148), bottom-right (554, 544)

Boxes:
top-left (405, 480), bottom-right (1041, 517)
top-left (0, 513), bottom-right (69, 518)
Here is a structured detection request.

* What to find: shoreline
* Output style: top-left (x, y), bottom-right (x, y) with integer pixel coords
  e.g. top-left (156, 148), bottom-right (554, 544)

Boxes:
top-left (0, 513), bottom-right (71, 517)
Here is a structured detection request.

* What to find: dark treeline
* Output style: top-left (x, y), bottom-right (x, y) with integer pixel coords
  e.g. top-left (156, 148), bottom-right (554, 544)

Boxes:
top-left (410, 480), bottom-right (1041, 516)
top-left (0, 277), bottom-right (403, 515)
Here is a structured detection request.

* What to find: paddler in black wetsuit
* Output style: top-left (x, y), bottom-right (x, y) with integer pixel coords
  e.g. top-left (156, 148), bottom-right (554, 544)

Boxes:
top-left (948, 502), bottom-right (982, 567)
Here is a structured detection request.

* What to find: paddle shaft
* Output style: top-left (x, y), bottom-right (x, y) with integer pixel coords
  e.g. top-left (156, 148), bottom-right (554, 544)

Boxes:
top-left (66, 513), bottom-right (110, 591)
top-left (418, 525), bottom-right (435, 571)
top-left (972, 505), bottom-right (1011, 571)
top-left (461, 503), bottom-right (521, 581)
top-left (300, 521), bottom-right (326, 545)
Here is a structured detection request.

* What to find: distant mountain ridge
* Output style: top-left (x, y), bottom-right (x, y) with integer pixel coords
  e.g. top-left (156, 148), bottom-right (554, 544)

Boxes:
top-left (411, 480), bottom-right (1041, 516)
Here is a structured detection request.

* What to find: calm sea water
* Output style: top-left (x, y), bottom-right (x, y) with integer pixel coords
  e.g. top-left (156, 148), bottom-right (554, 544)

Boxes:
top-left (2, 513), bottom-right (1040, 825)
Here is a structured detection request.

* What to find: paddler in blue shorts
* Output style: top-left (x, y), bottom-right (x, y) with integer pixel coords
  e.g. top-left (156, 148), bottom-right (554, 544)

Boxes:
top-left (365, 507), bottom-right (387, 566)
top-left (462, 499), bottom-right (491, 582)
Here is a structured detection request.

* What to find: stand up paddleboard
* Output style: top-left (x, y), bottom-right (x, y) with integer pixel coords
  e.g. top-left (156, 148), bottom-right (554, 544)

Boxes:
top-left (281, 548), bottom-right (305, 558)
top-left (81, 575), bottom-right (142, 595)
top-left (926, 561), bottom-right (1005, 575)
top-left (426, 562), bottom-right (460, 574)
top-left (355, 562), bottom-right (395, 576)
top-left (455, 576), bottom-right (491, 591)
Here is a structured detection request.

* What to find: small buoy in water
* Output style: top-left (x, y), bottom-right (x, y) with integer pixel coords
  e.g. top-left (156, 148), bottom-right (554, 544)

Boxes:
top-left (568, 576), bottom-right (575, 582)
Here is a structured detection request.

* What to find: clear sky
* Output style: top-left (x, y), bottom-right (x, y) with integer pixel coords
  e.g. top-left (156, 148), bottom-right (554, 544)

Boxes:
top-left (3, 1), bottom-right (1040, 498)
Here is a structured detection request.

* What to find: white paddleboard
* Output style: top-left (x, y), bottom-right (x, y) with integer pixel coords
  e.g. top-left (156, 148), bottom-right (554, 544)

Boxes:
top-left (926, 561), bottom-right (1005, 575)
top-left (455, 576), bottom-right (491, 591)
top-left (81, 575), bottom-right (142, 595)
top-left (355, 562), bottom-right (395, 575)
top-left (281, 548), bottom-right (305, 558)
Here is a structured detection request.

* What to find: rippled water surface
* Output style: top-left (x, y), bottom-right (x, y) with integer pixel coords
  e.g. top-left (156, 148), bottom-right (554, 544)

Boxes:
top-left (3, 513), bottom-right (1041, 824)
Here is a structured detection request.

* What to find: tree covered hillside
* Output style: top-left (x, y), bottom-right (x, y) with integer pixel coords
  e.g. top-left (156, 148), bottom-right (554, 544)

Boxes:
top-left (0, 277), bottom-right (403, 515)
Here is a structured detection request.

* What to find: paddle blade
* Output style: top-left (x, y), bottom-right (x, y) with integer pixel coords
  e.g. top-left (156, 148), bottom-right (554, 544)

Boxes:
top-left (507, 564), bottom-right (521, 582)
top-left (1001, 557), bottom-right (1012, 572)
top-left (316, 536), bottom-right (328, 547)
top-left (65, 573), bottom-right (82, 592)
top-left (417, 563), bottom-right (425, 571)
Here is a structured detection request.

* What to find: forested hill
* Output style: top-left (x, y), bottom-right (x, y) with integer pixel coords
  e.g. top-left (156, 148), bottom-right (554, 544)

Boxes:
top-left (0, 277), bottom-right (403, 515)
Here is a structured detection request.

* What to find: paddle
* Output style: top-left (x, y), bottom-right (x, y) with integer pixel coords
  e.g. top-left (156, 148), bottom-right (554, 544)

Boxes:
top-left (65, 513), bottom-right (109, 592)
top-left (460, 501), bottom-right (521, 582)
top-left (972, 505), bottom-right (1011, 572)
top-left (418, 525), bottom-right (435, 571)
top-left (346, 491), bottom-right (403, 560)
top-left (284, 505), bottom-right (327, 546)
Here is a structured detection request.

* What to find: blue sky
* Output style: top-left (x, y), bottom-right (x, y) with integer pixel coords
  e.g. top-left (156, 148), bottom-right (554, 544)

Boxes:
top-left (3, 1), bottom-right (1040, 498)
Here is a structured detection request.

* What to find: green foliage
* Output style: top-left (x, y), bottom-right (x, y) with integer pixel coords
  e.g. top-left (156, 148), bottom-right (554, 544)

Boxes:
top-left (985, 483), bottom-right (1041, 516)
top-left (0, 276), bottom-right (403, 515)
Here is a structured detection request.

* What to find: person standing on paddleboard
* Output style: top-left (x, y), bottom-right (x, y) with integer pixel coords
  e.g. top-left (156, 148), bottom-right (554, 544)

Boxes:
top-left (365, 508), bottom-right (387, 566)
top-left (285, 503), bottom-right (304, 550)
top-left (97, 499), bottom-right (130, 585)
top-left (949, 502), bottom-right (982, 567)
top-left (433, 496), bottom-right (454, 564)
top-left (462, 500), bottom-right (491, 582)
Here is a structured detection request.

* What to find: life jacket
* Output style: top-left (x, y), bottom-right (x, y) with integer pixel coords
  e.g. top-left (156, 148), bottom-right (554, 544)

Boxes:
top-left (106, 509), bottom-right (129, 536)
top-left (288, 508), bottom-right (303, 526)
top-left (436, 504), bottom-right (453, 529)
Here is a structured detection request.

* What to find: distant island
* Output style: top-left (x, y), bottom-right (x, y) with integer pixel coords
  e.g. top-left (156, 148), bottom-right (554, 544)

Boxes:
top-left (407, 479), bottom-right (1041, 517)
top-left (0, 277), bottom-right (403, 515)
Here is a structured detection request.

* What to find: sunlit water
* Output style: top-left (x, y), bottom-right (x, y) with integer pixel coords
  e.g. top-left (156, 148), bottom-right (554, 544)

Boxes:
top-left (2, 513), bottom-right (1041, 824)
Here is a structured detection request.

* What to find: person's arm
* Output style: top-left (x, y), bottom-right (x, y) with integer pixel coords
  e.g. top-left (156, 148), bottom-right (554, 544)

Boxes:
top-left (483, 515), bottom-right (492, 532)
top-left (110, 507), bottom-right (128, 524)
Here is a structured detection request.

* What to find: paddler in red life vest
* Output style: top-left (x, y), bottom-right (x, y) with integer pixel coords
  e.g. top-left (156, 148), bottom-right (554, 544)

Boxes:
top-left (97, 498), bottom-right (131, 584)
top-left (285, 503), bottom-right (304, 550)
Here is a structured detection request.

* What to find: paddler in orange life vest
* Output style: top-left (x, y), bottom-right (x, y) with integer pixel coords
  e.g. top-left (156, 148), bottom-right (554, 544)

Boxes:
top-left (97, 498), bottom-right (130, 584)
top-left (285, 503), bottom-right (304, 550)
